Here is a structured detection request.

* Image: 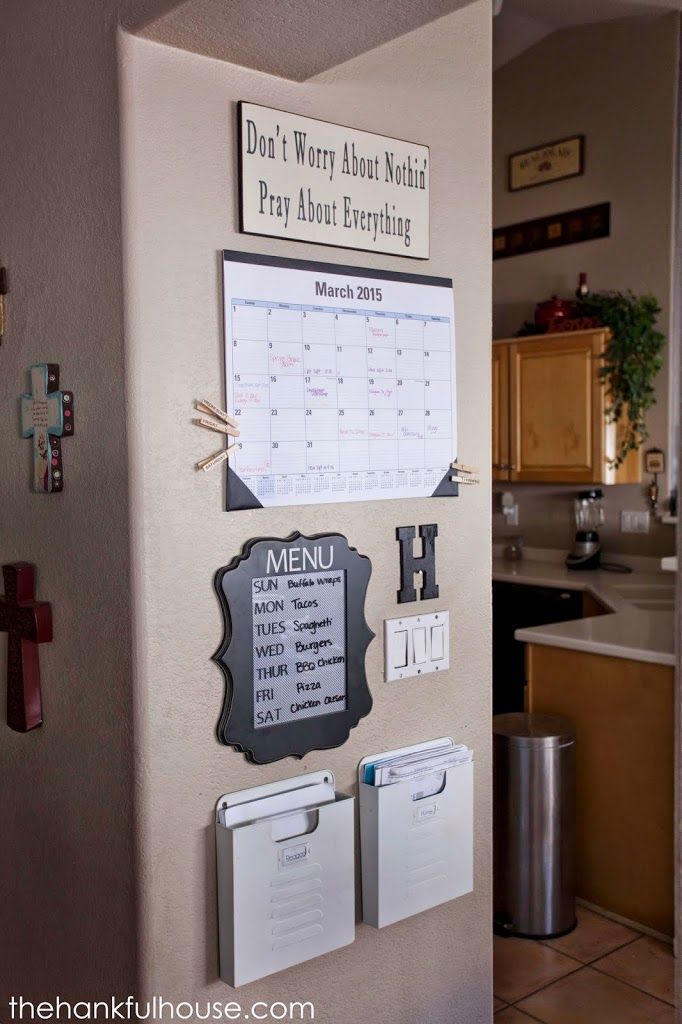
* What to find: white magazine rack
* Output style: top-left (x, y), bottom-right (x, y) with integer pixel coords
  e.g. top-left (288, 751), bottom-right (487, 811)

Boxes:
top-left (358, 739), bottom-right (474, 928)
top-left (215, 770), bottom-right (355, 987)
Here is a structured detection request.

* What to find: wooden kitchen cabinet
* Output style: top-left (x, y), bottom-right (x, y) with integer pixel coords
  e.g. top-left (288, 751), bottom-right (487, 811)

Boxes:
top-left (526, 643), bottom-right (674, 935)
top-left (492, 328), bottom-right (640, 485)
top-left (492, 343), bottom-right (510, 482)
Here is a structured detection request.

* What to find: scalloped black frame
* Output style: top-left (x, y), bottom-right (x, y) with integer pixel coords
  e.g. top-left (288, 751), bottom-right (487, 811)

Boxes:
top-left (213, 532), bottom-right (374, 764)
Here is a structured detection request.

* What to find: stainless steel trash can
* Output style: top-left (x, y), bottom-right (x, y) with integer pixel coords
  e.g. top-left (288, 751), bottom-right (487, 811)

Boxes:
top-left (493, 712), bottom-right (576, 938)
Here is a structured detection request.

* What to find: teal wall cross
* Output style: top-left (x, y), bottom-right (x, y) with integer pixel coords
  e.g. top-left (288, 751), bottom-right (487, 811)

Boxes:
top-left (20, 363), bottom-right (74, 493)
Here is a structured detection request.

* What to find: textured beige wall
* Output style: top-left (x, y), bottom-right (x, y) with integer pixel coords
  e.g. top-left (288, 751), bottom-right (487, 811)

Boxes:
top-left (119, 4), bottom-right (492, 1021)
top-left (493, 14), bottom-right (679, 554)
top-left (0, 0), bottom-right (136, 1005)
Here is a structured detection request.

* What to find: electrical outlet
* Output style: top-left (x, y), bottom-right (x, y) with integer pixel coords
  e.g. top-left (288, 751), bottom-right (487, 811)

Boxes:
top-left (500, 491), bottom-right (519, 527)
top-left (620, 510), bottom-right (650, 534)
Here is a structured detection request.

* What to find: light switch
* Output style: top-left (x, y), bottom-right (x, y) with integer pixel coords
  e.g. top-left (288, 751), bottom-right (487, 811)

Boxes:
top-left (391, 630), bottom-right (408, 668)
top-left (413, 627), bottom-right (427, 664)
top-left (431, 625), bottom-right (445, 660)
top-left (620, 510), bottom-right (650, 534)
top-left (384, 611), bottom-right (450, 682)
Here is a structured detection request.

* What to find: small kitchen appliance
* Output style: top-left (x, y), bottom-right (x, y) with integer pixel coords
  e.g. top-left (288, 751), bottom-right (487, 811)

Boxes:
top-left (566, 489), bottom-right (604, 570)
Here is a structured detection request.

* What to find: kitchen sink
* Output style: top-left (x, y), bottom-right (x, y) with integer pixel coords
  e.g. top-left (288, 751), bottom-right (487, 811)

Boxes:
top-left (629, 598), bottom-right (675, 612)
top-left (610, 583), bottom-right (676, 613)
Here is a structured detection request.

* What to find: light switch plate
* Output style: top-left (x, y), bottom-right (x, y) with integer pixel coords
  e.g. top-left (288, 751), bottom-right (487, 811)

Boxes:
top-left (620, 510), bottom-right (650, 534)
top-left (384, 611), bottom-right (450, 682)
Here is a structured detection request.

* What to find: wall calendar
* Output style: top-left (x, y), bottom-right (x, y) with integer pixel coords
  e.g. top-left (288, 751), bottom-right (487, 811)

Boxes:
top-left (222, 251), bottom-right (458, 511)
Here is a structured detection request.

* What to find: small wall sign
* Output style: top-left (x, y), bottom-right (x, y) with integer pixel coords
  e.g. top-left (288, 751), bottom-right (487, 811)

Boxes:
top-left (509, 135), bottom-right (584, 192)
top-left (214, 532), bottom-right (374, 763)
top-left (644, 448), bottom-right (665, 474)
top-left (238, 102), bottom-right (430, 258)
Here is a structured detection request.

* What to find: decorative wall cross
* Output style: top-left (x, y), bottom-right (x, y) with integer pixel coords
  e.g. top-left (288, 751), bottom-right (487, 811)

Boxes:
top-left (21, 363), bottom-right (74, 492)
top-left (0, 563), bottom-right (53, 732)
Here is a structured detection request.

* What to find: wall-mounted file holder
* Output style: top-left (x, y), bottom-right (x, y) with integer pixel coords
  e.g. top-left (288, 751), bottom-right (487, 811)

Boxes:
top-left (215, 771), bottom-right (355, 987)
top-left (358, 739), bottom-right (474, 928)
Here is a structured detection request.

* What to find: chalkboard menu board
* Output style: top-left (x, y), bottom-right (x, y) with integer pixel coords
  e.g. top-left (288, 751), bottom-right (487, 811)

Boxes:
top-left (214, 533), bottom-right (374, 763)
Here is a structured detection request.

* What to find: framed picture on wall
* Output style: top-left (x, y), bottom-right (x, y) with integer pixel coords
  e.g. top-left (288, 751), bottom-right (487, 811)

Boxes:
top-left (508, 135), bottom-right (585, 192)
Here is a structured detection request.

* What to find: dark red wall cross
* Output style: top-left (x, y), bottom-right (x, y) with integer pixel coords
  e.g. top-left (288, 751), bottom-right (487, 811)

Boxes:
top-left (0, 563), bottom-right (53, 732)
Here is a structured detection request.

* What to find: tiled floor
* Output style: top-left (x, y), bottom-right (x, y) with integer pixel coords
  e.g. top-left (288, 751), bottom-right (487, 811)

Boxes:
top-left (494, 906), bottom-right (675, 1022)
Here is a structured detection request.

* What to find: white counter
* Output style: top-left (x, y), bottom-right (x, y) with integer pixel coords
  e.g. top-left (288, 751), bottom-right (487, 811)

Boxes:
top-left (493, 554), bottom-right (675, 667)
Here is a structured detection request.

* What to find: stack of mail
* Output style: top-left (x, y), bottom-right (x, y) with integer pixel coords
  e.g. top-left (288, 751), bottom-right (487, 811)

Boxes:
top-left (362, 737), bottom-right (473, 801)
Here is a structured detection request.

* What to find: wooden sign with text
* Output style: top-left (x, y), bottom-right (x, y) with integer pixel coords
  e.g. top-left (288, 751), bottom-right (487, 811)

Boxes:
top-left (238, 103), bottom-right (430, 258)
top-left (509, 135), bottom-right (584, 192)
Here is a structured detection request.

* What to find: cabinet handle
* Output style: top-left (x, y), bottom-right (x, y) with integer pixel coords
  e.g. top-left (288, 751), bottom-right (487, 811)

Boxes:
top-left (493, 462), bottom-right (516, 470)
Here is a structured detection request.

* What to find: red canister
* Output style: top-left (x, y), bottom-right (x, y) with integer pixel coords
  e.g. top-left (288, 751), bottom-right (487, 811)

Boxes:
top-left (535, 296), bottom-right (575, 329)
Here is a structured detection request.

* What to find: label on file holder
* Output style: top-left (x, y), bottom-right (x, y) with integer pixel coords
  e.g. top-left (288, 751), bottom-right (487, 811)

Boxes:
top-left (413, 802), bottom-right (439, 823)
top-left (279, 842), bottom-right (312, 869)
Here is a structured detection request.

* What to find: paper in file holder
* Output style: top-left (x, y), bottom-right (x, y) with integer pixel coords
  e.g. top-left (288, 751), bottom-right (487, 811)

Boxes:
top-left (358, 738), bottom-right (474, 928)
top-left (215, 770), bottom-right (355, 987)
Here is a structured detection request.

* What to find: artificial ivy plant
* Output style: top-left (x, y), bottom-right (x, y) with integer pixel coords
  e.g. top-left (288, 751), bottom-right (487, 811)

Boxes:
top-left (516, 291), bottom-right (665, 466)
top-left (576, 291), bottom-right (665, 467)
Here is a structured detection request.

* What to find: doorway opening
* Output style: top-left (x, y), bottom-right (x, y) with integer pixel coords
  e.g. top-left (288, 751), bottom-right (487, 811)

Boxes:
top-left (490, 4), bottom-right (680, 1018)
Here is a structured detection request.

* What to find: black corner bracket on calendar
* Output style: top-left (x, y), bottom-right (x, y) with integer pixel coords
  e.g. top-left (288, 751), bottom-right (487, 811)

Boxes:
top-left (432, 467), bottom-right (459, 498)
top-left (227, 465), bottom-right (263, 511)
top-left (213, 532), bottom-right (374, 764)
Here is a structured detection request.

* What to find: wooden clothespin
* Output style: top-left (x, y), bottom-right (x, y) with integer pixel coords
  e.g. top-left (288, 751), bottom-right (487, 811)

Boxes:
top-left (193, 399), bottom-right (240, 439)
top-left (196, 445), bottom-right (234, 472)
top-left (193, 398), bottom-right (239, 472)
top-left (193, 416), bottom-right (240, 438)
top-left (450, 459), bottom-right (480, 485)
top-left (450, 460), bottom-right (479, 476)
top-left (195, 399), bottom-right (239, 429)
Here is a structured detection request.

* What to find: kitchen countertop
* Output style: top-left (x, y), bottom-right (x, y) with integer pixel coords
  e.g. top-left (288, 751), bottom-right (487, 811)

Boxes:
top-left (493, 553), bottom-right (675, 667)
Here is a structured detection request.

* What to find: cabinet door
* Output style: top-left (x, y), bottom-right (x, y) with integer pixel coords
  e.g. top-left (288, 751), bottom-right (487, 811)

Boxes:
top-left (526, 644), bottom-right (674, 935)
top-left (492, 344), bottom-right (510, 480)
top-left (509, 333), bottom-right (606, 483)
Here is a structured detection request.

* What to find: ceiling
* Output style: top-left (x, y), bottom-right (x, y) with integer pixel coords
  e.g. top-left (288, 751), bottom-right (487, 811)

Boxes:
top-left (121, 0), bottom-right (474, 81)
top-left (494, 0), bottom-right (682, 68)
top-left (122, 0), bottom-right (682, 78)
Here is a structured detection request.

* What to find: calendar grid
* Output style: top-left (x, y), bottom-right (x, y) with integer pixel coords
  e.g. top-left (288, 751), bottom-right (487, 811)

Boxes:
top-left (229, 297), bottom-right (453, 506)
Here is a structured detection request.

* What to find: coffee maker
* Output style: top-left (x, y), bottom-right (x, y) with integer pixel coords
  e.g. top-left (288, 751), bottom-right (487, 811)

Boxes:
top-left (566, 489), bottom-right (604, 570)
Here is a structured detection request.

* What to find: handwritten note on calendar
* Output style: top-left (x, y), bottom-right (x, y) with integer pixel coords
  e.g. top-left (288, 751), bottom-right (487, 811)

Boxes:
top-left (222, 251), bottom-right (457, 510)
